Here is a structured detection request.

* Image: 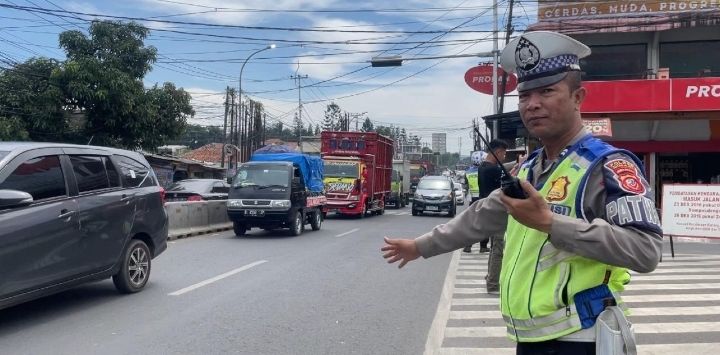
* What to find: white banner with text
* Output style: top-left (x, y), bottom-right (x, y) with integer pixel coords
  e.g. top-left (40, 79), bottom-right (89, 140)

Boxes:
top-left (662, 184), bottom-right (720, 238)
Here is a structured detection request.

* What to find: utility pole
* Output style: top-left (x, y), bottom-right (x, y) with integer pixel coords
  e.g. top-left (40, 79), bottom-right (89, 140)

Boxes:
top-left (221, 87), bottom-right (230, 168)
top-left (492, 0), bottom-right (499, 139)
top-left (290, 73), bottom-right (308, 138)
top-left (499, 0), bottom-right (515, 114)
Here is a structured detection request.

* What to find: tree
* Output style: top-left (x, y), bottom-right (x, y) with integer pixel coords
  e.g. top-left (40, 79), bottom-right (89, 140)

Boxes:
top-left (361, 117), bottom-right (374, 132)
top-left (167, 124), bottom-right (224, 149)
top-left (323, 102), bottom-right (342, 131)
top-left (50, 20), bottom-right (191, 148)
top-left (293, 111), bottom-right (303, 139)
top-left (314, 124), bottom-right (321, 135)
top-left (0, 58), bottom-right (67, 141)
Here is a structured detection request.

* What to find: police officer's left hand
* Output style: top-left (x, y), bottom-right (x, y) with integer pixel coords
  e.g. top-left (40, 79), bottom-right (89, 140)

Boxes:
top-left (499, 180), bottom-right (553, 233)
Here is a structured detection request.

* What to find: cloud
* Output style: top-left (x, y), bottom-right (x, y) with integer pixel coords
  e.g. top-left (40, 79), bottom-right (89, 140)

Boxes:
top-left (134, 0), bottom-right (339, 26)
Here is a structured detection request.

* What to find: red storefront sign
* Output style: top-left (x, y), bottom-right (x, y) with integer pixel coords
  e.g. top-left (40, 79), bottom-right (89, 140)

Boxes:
top-left (464, 65), bottom-right (518, 95)
top-left (581, 77), bottom-right (720, 113)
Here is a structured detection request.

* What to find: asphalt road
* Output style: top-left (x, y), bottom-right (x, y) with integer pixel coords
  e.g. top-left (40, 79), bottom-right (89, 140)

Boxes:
top-left (0, 205), bottom-right (460, 355)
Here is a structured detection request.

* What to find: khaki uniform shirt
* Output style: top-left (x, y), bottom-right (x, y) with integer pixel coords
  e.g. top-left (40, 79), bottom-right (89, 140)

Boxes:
top-left (415, 130), bottom-right (663, 273)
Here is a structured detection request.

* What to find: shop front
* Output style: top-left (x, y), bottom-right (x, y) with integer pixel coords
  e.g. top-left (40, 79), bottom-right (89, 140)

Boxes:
top-left (581, 77), bottom-right (720, 204)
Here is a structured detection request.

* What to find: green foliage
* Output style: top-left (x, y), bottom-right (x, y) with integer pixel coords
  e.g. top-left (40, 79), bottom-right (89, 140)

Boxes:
top-left (361, 117), bottom-right (374, 132)
top-left (168, 124), bottom-right (224, 149)
top-left (323, 102), bottom-right (342, 131)
top-left (0, 20), bottom-right (191, 149)
top-left (0, 58), bottom-right (67, 141)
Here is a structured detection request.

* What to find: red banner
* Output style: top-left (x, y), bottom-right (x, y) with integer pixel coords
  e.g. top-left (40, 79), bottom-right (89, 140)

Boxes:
top-left (581, 77), bottom-right (720, 113)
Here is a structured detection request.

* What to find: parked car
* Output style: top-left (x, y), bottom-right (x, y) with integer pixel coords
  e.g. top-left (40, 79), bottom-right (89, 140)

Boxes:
top-left (0, 142), bottom-right (168, 310)
top-left (411, 176), bottom-right (457, 217)
top-left (166, 179), bottom-right (230, 202)
top-left (454, 185), bottom-right (465, 205)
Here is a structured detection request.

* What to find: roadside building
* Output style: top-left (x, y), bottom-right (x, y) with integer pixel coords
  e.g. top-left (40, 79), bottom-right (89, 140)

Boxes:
top-left (492, 1), bottom-right (720, 203)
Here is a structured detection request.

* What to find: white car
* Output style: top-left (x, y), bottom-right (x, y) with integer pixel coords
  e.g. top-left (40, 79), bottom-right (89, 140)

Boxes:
top-left (454, 185), bottom-right (465, 205)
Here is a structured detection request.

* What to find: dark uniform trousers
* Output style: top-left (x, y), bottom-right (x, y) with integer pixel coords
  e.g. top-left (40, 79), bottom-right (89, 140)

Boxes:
top-left (517, 340), bottom-right (595, 355)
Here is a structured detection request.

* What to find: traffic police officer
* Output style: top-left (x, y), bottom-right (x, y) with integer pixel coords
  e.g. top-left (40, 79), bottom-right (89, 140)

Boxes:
top-left (381, 31), bottom-right (663, 354)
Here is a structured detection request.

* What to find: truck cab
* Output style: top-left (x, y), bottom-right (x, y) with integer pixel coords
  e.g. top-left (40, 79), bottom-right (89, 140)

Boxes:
top-left (227, 160), bottom-right (325, 236)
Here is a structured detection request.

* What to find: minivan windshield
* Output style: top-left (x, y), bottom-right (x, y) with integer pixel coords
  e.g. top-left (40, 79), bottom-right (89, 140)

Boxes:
top-left (234, 165), bottom-right (290, 188)
top-left (324, 161), bottom-right (358, 178)
top-left (417, 179), bottom-right (451, 190)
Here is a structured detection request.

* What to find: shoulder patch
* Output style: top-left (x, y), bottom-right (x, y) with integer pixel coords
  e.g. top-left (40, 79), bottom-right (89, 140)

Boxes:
top-left (604, 159), bottom-right (645, 195)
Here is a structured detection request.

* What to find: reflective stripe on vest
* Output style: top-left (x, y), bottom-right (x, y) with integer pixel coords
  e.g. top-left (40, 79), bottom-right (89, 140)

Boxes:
top-left (503, 293), bottom-right (628, 338)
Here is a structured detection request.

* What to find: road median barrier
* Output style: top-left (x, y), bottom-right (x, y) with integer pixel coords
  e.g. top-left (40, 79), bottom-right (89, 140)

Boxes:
top-left (166, 200), bottom-right (232, 240)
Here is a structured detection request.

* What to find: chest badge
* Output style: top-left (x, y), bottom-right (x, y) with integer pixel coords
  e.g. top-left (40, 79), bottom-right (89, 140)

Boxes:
top-left (547, 176), bottom-right (570, 202)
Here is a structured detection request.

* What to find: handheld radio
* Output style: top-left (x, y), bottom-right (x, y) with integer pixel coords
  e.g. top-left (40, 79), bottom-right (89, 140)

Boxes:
top-left (473, 128), bottom-right (528, 199)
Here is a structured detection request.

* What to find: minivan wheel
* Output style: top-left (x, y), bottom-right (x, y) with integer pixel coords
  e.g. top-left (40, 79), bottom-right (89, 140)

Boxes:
top-left (290, 210), bottom-right (304, 236)
top-left (233, 222), bottom-right (247, 236)
top-left (113, 239), bottom-right (151, 294)
top-left (310, 210), bottom-right (322, 231)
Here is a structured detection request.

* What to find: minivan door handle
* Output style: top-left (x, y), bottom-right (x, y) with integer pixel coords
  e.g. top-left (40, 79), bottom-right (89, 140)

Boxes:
top-left (120, 194), bottom-right (135, 202)
top-left (58, 209), bottom-right (76, 220)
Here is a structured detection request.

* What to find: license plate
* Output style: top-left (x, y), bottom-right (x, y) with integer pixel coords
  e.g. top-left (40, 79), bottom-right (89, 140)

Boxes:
top-left (426, 206), bottom-right (439, 211)
top-left (244, 210), bottom-right (265, 217)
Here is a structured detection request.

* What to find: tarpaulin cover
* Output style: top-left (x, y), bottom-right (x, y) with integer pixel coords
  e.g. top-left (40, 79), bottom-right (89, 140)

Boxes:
top-left (250, 148), bottom-right (324, 192)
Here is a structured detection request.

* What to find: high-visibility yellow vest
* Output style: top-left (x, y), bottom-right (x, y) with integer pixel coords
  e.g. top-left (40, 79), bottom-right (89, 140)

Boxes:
top-left (467, 170), bottom-right (479, 196)
top-left (500, 137), bottom-right (638, 343)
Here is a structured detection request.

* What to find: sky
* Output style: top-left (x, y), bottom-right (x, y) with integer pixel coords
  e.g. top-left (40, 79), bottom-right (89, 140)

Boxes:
top-left (0, 0), bottom-right (538, 155)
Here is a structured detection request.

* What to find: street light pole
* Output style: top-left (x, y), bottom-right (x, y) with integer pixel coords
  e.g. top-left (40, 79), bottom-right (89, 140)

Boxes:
top-left (238, 44), bottom-right (275, 164)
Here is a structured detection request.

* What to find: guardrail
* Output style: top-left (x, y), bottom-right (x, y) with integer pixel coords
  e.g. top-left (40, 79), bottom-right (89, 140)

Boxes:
top-left (165, 200), bottom-right (232, 240)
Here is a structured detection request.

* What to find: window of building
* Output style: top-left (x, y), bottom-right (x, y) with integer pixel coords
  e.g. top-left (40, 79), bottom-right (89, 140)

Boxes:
top-left (660, 41), bottom-right (720, 78)
top-left (580, 44), bottom-right (648, 80)
top-left (0, 156), bottom-right (66, 200)
top-left (70, 155), bottom-right (110, 193)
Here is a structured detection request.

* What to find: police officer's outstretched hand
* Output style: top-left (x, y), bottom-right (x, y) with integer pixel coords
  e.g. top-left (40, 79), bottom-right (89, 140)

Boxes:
top-left (500, 180), bottom-right (554, 234)
top-left (381, 237), bottom-right (420, 269)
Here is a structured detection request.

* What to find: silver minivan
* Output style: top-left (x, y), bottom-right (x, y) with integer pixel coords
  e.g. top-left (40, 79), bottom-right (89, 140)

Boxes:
top-left (0, 143), bottom-right (168, 310)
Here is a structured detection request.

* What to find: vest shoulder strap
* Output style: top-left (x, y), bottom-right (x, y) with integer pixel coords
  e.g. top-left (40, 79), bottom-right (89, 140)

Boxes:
top-left (574, 137), bottom-right (646, 221)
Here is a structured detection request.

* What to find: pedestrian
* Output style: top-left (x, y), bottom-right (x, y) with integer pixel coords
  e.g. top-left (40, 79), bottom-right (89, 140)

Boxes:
top-left (463, 151), bottom-right (489, 253)
top-left (480, 139), bottom-right (510, 294)
top-left (381, 31), bottom-right (662, 354)
top-left (463, 140), bottom-right (508, 256)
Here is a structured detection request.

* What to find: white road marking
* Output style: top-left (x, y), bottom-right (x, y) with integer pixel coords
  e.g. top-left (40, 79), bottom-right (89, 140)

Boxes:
top-left (424, 250), bottom-right (461, 355)
top-left (335, 228), bottom-right (360, 237)
top-left (444, 322), bottom-right (720, 338)
top-left (168, 260), bottom-right (267, 296)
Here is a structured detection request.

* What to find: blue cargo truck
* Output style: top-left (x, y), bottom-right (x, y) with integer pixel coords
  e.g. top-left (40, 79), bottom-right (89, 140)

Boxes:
top-left (226, 146), bottom-right (326, 236)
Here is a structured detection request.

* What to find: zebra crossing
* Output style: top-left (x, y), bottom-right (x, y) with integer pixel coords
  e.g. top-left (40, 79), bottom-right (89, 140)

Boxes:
top-left (426, 245), bottom-right (720, 355)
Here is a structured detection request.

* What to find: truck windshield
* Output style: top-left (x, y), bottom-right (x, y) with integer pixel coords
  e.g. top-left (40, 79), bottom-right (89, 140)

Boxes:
top-left (324, 162), bottom-right (358, 178)
top-left (233, 165), bottom-right (290, 188)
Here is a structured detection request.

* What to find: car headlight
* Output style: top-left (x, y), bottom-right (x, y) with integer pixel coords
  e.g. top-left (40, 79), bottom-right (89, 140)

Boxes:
top-left (227, 199), bottom-right (242, 208)
top-left (270, 200), bottom-right (291, 208)
top-left (413, 193), bottom-right (423, 200)
top-left (349, 195), bottom-right (359, 201)
top-left (441, 193), bottom-right (452, 201)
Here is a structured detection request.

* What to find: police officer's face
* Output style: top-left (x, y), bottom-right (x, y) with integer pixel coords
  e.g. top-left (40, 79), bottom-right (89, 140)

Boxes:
top-left (517, 78), bottom-right (585, 141)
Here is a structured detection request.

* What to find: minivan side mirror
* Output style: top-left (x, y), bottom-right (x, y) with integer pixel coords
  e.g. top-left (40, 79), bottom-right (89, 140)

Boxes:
top-left (227, 177), bottom-right (233, 184)
top-left (0, 189), bottom-right (33, 209)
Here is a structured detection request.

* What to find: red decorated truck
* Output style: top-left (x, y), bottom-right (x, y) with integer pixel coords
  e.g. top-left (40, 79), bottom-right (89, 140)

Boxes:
top-left (321, 131), bottom-right (393, 218)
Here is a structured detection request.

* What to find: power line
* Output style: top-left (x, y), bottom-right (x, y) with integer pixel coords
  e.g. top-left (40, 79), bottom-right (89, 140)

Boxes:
top-left (153, 0), bottom-right (504, 14)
